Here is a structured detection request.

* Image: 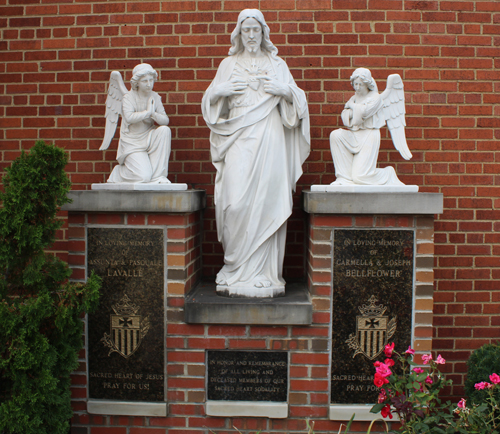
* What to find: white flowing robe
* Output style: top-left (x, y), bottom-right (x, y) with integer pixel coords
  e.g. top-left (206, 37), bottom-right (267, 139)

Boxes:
top-left (202, 53), bottom-right (310, 290)
top-left (108, 90), bottom-right (171, 183)
top-left (330, 92), bottom-right (403, 185)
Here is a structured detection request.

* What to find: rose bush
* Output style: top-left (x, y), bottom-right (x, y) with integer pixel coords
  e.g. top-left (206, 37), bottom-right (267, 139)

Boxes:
top-left (371, 343), bottom-right (500, 433)
top-left (370, 344), bottom-right (452, 433)
top-left (450, 376), bottom-right (500, 433)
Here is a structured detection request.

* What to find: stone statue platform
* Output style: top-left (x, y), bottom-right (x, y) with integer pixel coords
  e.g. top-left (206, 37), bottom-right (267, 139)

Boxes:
top-left (216, 283), bottom-right (284, 298)
top-left (184, 281), bottom-right (312, 325)
top-left (91, 182), bottom-right (188, 191)
top-left (310, 184), bottom-right (418, 193)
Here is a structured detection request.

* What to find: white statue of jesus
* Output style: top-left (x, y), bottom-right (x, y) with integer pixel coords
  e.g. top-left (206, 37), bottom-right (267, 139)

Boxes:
top-left (202, 9), bottom-right (310, 298)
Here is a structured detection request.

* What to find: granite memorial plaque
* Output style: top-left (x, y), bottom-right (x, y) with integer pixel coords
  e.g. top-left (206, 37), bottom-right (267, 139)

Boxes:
top-left (87, 228), bottom-right (165, 402)
top-left (207, 351), bottom-right (288, 402)
top-left (331, 229), bottom-right (413, 404)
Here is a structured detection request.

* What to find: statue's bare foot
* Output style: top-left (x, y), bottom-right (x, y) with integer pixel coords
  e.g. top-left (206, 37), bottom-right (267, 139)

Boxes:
top-left (254, 278), bottom-right (272, 288)
top-left (215, 272), bottom-right (227, 285)
top-left (330, 178), bottom-right (354, 186)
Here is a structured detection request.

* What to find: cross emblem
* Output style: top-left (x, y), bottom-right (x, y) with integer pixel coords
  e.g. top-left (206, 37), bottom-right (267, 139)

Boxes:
top-left (365, 318), bottom-right (379, 329)
top-left (119, 317), bottom-right (132, 328)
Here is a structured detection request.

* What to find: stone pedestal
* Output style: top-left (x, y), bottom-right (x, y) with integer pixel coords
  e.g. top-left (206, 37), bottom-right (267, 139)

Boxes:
top-left (64, 190), bottom-right (205, 417)
top-left (303, 190), bottom-right (443, 422)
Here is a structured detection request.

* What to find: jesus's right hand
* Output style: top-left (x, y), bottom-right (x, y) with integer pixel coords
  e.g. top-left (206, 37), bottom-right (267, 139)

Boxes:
top-left (210, 79), bottom-right (248, 104)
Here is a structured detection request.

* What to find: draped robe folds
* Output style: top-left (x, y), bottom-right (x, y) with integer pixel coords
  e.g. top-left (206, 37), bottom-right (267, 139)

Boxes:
top-left (330, 92), bottom-right (403, 186)
top-left (202, 54), bottom-right (310, 296)
top-left (108, 91), bottom-right (171, 184)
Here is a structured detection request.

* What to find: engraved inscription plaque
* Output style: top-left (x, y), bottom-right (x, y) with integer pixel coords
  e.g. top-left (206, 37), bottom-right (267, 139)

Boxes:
top-left (331, 229), bottom-right (413, 404)
top-left (207, 351), bottom-right (288, 402)
top-left (87, 228), bottom-right (165, 401)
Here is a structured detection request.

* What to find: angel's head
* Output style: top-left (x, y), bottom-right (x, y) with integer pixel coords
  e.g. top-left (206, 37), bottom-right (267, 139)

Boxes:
top-left (350, 68), bottom-right (378, 94)
top-left (131, 63), bottom-right (158, 92)
top-left (228, 9), bottom-right (278, 58)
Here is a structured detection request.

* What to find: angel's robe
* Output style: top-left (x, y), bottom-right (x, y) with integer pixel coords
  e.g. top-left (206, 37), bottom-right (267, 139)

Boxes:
top-left (108, 90), bottom-right (171, 183)
top-left (330, 91), bottom-right (404, 186)
top-left (202, 53), bottom-right (310, 295)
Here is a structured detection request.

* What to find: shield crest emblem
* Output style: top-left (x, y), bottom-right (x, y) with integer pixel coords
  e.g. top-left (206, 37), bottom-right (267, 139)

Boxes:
top-left (101, 294), bottom-right (150, 358)
top-left (111, 313), bottom-right (141, 358)
top-left (357, 314), bottom-right (388, 360)
top-left (346, 295), bottom-right (397, 360)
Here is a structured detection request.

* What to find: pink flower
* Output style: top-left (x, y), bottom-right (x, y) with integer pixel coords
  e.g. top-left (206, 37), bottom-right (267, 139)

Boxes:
top-left (384, 342), bottom-right (395, 357)
top-left (374, 373), bottom-right (390, 387)
top-left (405, 346), bottom-right (415, 355)
top-left (381, 404), bottom-right (393, 419)
top-left (373, 361), bottom-right (393, 388)
top-left (458, 398), bottom-right (466, 409)
top-left (422, 354), bottom-right (433, 364)
top-left (489, 373), bottom-right (500, 384)
top-left (425, 376), bottom-right (433, 385)
top-left (475, 381), bottom-right (490, 390)
top-left (413, 367), bottom-right (424, 374)
top-left (435, 355), bottom-right (446, 365)
top-left (374, 362), bottom-right (392, 378)
top-left (378, 389), bottom-right (387, 404)
top-left (384, 358), bottom-right (395, 368)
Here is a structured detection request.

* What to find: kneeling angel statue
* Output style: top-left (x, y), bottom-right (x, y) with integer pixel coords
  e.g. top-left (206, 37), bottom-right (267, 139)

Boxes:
top-left (100, 63), bottom-right (172, 184)
top-left (330, 68), bottom-right (412, 186)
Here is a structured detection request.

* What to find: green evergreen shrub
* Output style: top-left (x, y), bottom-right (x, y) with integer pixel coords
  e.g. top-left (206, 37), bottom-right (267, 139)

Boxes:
top-left (465, 342), bottom-right (500, 405)
top-left (0, 141), bottom-right (101, 434)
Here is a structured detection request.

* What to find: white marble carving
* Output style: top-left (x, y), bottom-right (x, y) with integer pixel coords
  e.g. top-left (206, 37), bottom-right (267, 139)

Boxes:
top-left (95, 63), bottom-right (187, 191)
top-left (202, 9), bottom-right (310, 298)
top-left (318, 68), bottom-right (417, 192)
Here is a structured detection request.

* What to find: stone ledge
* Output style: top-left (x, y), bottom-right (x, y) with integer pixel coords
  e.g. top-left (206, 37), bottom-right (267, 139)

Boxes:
top-left (63, 189), bottom-right (206, 213)
top-left (329, 404), bottom-right (398, 422)
top-left (184, 281), bottom-right (312, 325)
top-left (302, 190), bottom-right (443, 215)
top-left (206, 401), bottom-right (287, 419)
top-left (87, 400), bottom-right (167, 417)
top-left (91, 182), bottom-right (188, 191)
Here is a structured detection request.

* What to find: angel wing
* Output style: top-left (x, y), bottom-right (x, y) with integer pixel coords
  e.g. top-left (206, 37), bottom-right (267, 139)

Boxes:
top-left (99, 71), bottom-right (128, 150)
top-left (380, 74), bottom-right (412, 160)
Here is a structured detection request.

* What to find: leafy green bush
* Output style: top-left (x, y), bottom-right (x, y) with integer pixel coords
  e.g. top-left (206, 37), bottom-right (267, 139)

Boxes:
top-left (0, 141), bottom-right (100, 434)
top-left (465, 343), bottom-right (500, 405)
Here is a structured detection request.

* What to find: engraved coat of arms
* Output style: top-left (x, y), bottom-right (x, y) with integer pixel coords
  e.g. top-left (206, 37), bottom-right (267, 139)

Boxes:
top-left (346, 295), bottom-right (397, 360)
top-left (101, 294), bottom-right (150, 358)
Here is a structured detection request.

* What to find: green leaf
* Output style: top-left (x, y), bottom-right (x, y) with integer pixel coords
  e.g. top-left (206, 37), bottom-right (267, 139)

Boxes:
top-left (345, 413), bottom-right (355, 431)
top-left (370, 403), bottom-right (385, 413)
top-left (416, 372), bottom-right (428, 382)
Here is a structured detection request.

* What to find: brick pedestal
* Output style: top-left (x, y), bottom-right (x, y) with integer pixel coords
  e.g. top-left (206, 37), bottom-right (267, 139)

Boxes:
top-left (303, 190), bottom-right (443, 421)
top-left (64, 190), bottom-right (205, 422)
top-left (63, 189), bottom-right (445, 433)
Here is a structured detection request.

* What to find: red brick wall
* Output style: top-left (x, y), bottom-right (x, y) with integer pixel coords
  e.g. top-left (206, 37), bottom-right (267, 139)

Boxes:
top-left (2, 0), bottom-right (500, 399)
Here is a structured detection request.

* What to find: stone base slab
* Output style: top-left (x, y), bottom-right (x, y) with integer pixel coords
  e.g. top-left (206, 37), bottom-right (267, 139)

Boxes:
top-left (184, 281), bottom-right (312, 325)
top-left (216, 284), bottom-right (285, 298)
top-left (311, 184), bottom-right (419, 193)
top-left (91, 182), bottom-right (188, 191)
top-left (206, 401), bottom-right (287, 419)
top-left (303, 190), bottom-right (443, 215)
top-left (63, 189), bottom-right (205, 213)
top-left (87, 400), bottom-right (167, 417)
top-left (329, 404), bottom-right (398, 422)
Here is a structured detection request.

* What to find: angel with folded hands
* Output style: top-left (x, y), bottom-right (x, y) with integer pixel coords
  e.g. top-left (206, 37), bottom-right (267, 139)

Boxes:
top-left (330, 68), bottom-right (412, 186)
top-left (100, 63), bottom-right (171, 184)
